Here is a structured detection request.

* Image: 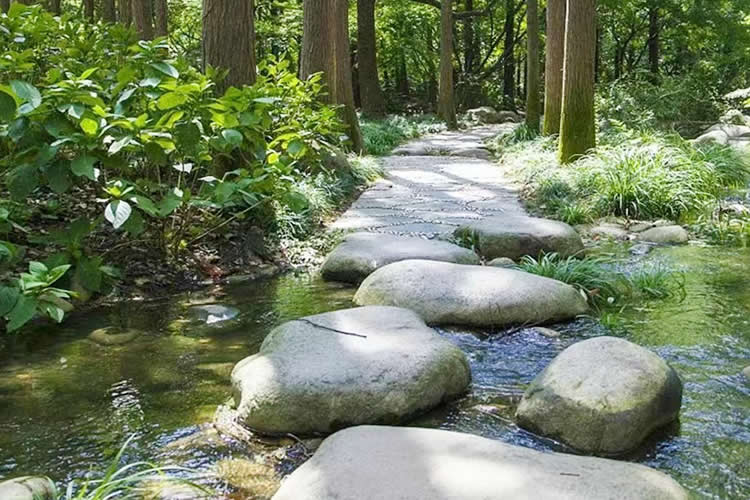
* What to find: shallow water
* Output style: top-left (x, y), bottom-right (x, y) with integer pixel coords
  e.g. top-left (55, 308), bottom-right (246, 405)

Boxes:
top-left (0, 245), bottom-right (748, 498)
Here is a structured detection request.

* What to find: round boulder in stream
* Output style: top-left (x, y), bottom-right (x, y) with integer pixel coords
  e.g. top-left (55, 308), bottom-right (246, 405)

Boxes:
top-left (454, 215), bottom-right (584, 260)
top-left (516, 336), bottom-right (683, 456)
top-left (354, 260), bottom-right (588, 327)
top-left (272, 426), bottom-right (689, 500)
top-left (230, 306), bottom-right (471, 435)
top-left (321, 232), bottom-right (479, 284)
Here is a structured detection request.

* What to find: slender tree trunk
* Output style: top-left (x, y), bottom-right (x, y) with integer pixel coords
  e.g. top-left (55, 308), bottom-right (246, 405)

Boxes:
top-left (502, 0), bottom-right (516, 110)
top-left (48, 0), bottom-right (61, 14)
top-left (357, 0), bottom-right (387, 117)
top-left (332, 0), bottom-right (364, 152)
top-left (120, 0), bottom-right (133, 25)
top-left (543, 0), bottom-right (565, 135)
top-left (463, 0), bottom-right (476, 73)
top-left (301, 0), bottom-right (363, 153)
top-left (155, 0), bottom-right (169, 37)
top-left (559, 0), bottom-right (596, 164)
top-left (133, 0), bottom-right (154, 40)
top-left (437, 0), bottom-right (457, 129)
top-left (594, 25), bottom-right (601, 83)
top-left (0, 0), bottom-right (9, 13)
top-left (103, 0), bottom-right (116, 22)
top-left (648, 3), bottom-right (660, 79)
top-left (84, 0), bottom-right (95, 20)
top-left (397, 53), bottom-right (410, 96)
top-left (203, 0), bottom-right (256, 93)
top-left (525, 0), bottom-right (540, 130)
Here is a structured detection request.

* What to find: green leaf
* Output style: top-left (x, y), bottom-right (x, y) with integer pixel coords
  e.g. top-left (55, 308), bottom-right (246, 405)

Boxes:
top-left (121, 209), bottom-right (145, 236)
top-left (71, 154), bottom-right (97, 180)
top-left (104, 200), bottom-right (132, 229)
top-left (7, 164), bottom-right (39, 200)
top-left (0, 287), bottom-right (20, 317)
top-left (157, 92), bottom-right (187, 110)
top-left (46, 264), bottom-right (72, 285)
top-left (47, 161), bottom-right (72, 194)
top-left (0, 89), bottom-right (17, 121)
top-left (10, 80), bottom-right (41, 111)
top-left (130, 195), bottom-right (159, 216)
top-left (222, 129), bottom-right (243, 147)
top-left (74, 256), bottom-right (102, 292)
top-left (108, 136), bottom-right (132, 155)
top-left (80, 117), bottom-right (99, 136)
top-left (150, 62), bottom-right (179, 79)
top-left (287, 139), bottom-right (305, 156)
top-left (39, 302), bottom-right (65, 323)
top-left (29, 261), bottom-right (48, 275)
top-left (6, 295), bottom-right (37, 332)
top-left (144, 142), bottom-right (168, 166)
top-left (157, 196), bottom-right (182, 217)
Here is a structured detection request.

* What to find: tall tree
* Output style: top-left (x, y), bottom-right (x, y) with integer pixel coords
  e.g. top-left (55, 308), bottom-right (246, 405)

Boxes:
top-left (84, 0), bottom-right (95, 20)
top-left (133, 0), bottom-right (154, 39)
top-left (301, 0), bottom-right (363, 153)
top-left (437, 0), bottom-right (457, 128)
top-left (502, 0), bottom-right (516, 110)
top-left (648, 1), bottom-right (660, 79)
top-left (357, 0), bottom-right (387, 117)
top-left (48, 0), bottom-right (61, 14)
top-left (463, 0), bottom-right (476, 73)
top-left (542, 0), bottom-right (565, 135)
top-left (202, 0), bottom-right (256, 93)
top-left (155, 0), bottom-right (169, 37)
top-left (103, 0), bottom-right (116, 22)
top-left (558, 0), bottom-right (596, 163)
top-left (120, 0), bottom-right (133, 25)
top-left (525, 0), bottom-right (540, 130)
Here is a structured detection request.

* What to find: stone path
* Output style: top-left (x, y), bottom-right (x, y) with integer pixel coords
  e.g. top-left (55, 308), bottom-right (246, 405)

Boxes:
top-left (331, 124), bottom-right (526, 238)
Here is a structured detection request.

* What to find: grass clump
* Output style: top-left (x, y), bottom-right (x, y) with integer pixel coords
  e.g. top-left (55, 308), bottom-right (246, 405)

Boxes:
top-left (360, 115), bottom-right (445, 155)
top-left (516, 252), bottom-right (684, 310)
top-left (501, 126), bottom-right (750, 224)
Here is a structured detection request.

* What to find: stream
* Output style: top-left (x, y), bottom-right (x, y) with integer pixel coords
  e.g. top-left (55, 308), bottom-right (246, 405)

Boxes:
top-left (0, 244), bottom-right (748, 499)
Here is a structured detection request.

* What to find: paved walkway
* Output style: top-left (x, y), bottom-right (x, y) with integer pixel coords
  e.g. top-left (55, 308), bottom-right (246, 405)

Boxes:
top-left (331, 125), bottom-right (526, 238)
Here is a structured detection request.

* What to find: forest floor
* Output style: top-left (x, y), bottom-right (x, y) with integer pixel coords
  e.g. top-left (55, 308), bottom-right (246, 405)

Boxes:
top-left (332, 124), bottom-right (523, 236)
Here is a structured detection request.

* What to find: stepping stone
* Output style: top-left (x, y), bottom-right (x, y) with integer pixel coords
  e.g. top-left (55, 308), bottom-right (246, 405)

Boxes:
top-left (272, 426), bottom-right (689, 500)
top-left (516, 336), bottom-right (683, 456)
top-left (455, 216), bottom-right (584, 260)
top-left (231, 306), bottom-right (470, 434)
top-left (321, 233), bottom-right (479, 284)
top-left (189, 304), bottom-right (240, 324)
top-left (0, 477), bottom-right (56, 500)
top-left (637, 225), bottom-right (689, 244)
top-left (354, 260), bottom-right (588, 327)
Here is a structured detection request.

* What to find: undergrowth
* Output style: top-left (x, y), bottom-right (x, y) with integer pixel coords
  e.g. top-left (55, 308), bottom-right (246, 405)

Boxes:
top-left (360, 114), bottom-right (445, 156)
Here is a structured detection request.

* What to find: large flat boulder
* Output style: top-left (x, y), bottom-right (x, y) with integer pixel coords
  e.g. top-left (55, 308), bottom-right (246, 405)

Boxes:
top-left (321, 232), bottom-right (479, 284)
top-left (354, 260), bottom-right (588, 327)
top-left (231, 306), bottom-right (470, 435)
top-left (636, 225), bottom-right (689, 244)
top-left (272, 426), bottom-right (689, 500)
top-left (455, 216), bottom-right (584, 260)
top-left (516, 336), bottom-right (683, 456)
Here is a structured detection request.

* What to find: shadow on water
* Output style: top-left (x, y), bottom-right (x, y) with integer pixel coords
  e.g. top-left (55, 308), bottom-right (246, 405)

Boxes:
top-left (0, 246), bottom-right (748, 498)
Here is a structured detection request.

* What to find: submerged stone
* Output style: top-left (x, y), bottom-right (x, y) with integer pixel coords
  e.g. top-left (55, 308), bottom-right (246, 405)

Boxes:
top-left (0, 476), bottom-right (56, 500)
top-left (516, 336), bottom-right (683, 456)
top-left (354, 260), bottom-right (588, 327)
top-left (321, 232), bottom-right (479, 284)
top-left (231, 306), bottom-right (470, 435)
top-left (637, 225), bottom-right (689, 244)
top-left (272, 426), bottom-right (689, 500)
top-left (188, 304), bottom-right (240, 324)
top-left (455, 216), bottom-right (584, 260)
top-left (88, 327), bottom-right (141, 346)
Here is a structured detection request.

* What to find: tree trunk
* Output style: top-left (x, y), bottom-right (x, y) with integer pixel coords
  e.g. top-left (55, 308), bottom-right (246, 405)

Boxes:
top-left (133, 0), bottom-right (154, 40)
top-left (463, 0), bottom-right (476, 73)
top-left (542, 0), bottom-right (565, 135)
top-left (502, 0), bottom-right (516, 110)
top-left (155, 0), bottom-right (169, 37)
top-left (203, 0), bottom-right (256, 93)
top-left (397, 53), bottom-right (410, 96)
top-left (120, 0), bottom-right (133, 25)
top-left (48, 0), bottom-right (61, 14)
top-left (525, 0), bottom-right (540, 131)
top-left (559, 0), bottom-right (596, 164)
top-left (103, 0), bottom-right (116, 22)
top-left (0, 0), bottom-right (9, 13)
top-left (438, 0), bottom-right (457, 129)
top-left (648, 3), bottom-right (660, 79)
top-left (301, 0), bottom-right (363, 153)
top-left (84, 0), bottom-right (95, 20)
top-left (357, 0), bottom-right (387, 117)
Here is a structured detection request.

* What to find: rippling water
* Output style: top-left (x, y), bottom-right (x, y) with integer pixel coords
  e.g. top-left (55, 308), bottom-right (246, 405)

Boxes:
top-left (0, 245), bottom-right (748, 498)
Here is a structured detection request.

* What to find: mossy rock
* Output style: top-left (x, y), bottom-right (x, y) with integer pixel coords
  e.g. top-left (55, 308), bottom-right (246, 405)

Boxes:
top-left (88, 327), bottom-right (142, 346)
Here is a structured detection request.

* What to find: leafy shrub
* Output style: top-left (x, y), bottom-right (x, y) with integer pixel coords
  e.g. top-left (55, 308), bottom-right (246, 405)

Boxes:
top-left (0, 5), bottom-right (356, 331)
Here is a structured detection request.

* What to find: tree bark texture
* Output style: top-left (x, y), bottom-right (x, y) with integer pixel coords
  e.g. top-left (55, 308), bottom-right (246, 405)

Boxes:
top-left (202, 0), bottom-right (256, 94)
top-left (133, 0), bottom-right (154, 40)
top-left (103, 0), bottom-right (116, 22)
top-left (542, 0), bottom-right (565, 135)
top-left (119, 0), bottom-right (133, 25)
top-left (0, 0), bottom-right (9, 13)
top-left (525, 0), bottom-right (540, 131)
top-left (48, 0), bottom-right (61, 15)
top-left (357, 0), bottom-right (387, 117)
top-left (648, 4), bottom-right (660, 78)
top-left (155, 0), bottom-right (169, 37)
top-left (502, 0), bottom-right (516, 109)
top-left (332, 0), bottom-right (364, 152)
top-left (438, 0), bottom-right (457, 129)
top-left (84, 0), bottom-right (95, 20)
top-left (559, 0), bottom-right (596, 163)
